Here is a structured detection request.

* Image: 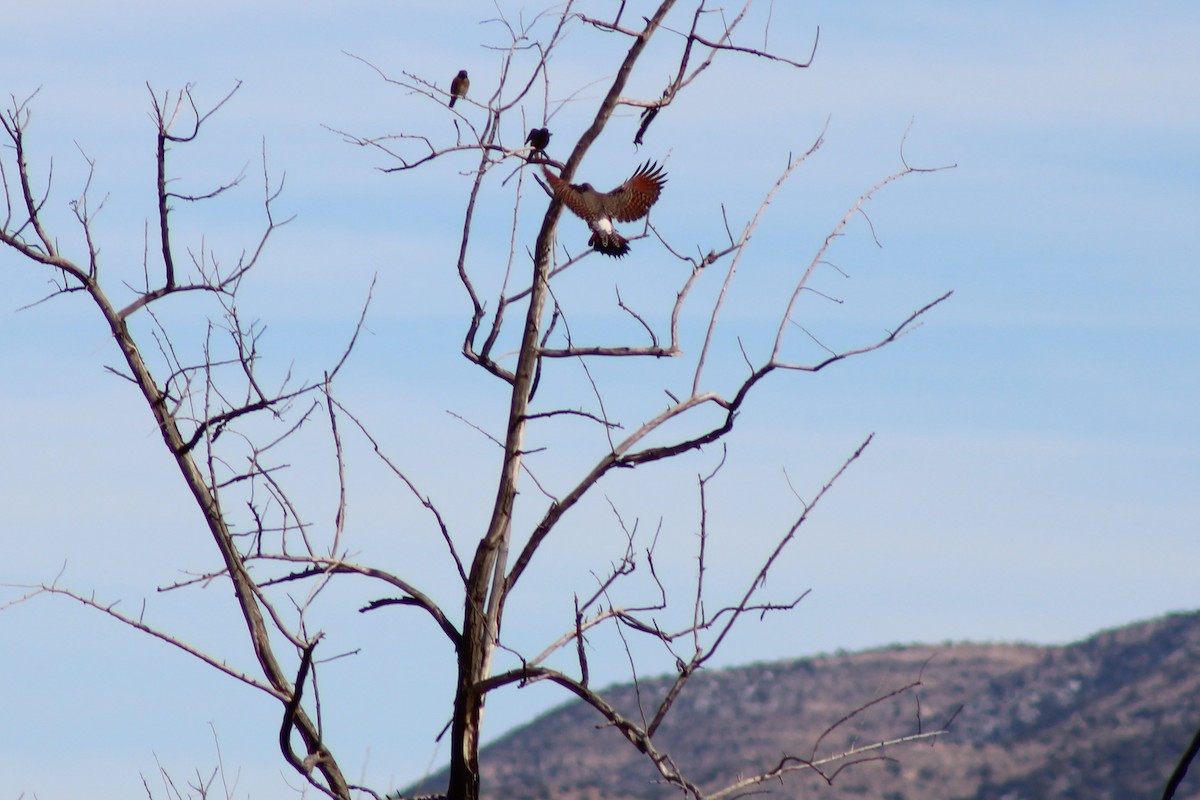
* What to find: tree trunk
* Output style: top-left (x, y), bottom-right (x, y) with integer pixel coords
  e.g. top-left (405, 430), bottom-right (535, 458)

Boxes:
top-left (447, 608), bottom-right (487, 800)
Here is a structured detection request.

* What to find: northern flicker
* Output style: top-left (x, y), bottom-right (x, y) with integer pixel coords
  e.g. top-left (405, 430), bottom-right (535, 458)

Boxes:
top-left (525, 127), bottom-right (552, 161)
top-left (543, 161), bottom-right (667, 258)
top-left (449, 70), bottom-right (469, 108)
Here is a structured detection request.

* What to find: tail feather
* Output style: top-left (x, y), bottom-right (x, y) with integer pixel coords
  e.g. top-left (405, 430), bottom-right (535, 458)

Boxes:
top-left (589, 230), bottom-right (630, 258)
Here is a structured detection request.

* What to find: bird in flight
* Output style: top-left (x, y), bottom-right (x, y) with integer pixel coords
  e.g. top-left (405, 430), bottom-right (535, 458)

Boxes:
top-left (543, 161), bottom-right (667, 258)
top-left (525, 127), bottom-right (552, 161)
top-left (449, 70), bottom-right (469, 107)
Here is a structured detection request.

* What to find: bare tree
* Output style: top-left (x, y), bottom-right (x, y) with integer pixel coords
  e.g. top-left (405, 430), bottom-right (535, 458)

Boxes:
top-left (1163, 719), bottom-right (1200, 800)
top-left (1, 3), bottom-right (954, 800)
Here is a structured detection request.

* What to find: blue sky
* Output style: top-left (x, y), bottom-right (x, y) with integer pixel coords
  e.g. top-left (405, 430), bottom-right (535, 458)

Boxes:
top-left (2, 2), bottom-right (1198, 798)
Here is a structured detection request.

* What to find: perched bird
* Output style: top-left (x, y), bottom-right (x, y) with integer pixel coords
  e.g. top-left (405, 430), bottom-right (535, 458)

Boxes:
top-left (525, 127), bottom-right (552, 161)
top-left (449, 70), bottom-right (469, 108)
top-left (543, 161), bottom-right (667, 258)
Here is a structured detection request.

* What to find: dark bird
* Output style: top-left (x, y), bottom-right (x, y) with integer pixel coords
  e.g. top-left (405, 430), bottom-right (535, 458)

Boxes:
top-left (525, 127), bottom-right (552, 160)
top-left (543, 161), bottom-right (667, 258)
top-left (449, 70), bottom-right (469, 108)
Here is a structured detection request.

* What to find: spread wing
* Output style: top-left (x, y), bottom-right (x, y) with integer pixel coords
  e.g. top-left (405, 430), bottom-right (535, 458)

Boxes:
top-left (543, 167), bottom-right (597, 224)
top-left (602, 161), bottom-right (667, 222)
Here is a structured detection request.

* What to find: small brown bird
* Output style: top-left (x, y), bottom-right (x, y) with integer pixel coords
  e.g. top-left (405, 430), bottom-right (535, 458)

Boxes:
top-left (449, 70), bottom-right (469, 108)
top-left (525, 127), bottom-right (552, 160)
top-left (543, 161), bottom-right (667, 258)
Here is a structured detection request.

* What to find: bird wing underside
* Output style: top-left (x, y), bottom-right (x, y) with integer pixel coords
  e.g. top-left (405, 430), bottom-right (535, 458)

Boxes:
top-left (604, 161), bottom-right (667, 222)
top-left (544, 170), bottom-right (596, 224)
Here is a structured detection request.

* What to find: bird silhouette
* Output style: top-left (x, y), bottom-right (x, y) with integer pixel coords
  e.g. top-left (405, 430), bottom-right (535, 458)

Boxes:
top-left (543, 161), bottom-right (667, 258)
top-left (525, 127), bottom-right (552, 161)
top-left (449, 70), bottom-right (469, 108)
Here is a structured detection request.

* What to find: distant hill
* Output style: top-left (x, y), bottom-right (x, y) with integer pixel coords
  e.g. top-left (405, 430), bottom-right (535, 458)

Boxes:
top-left (409, 611), bottom-right (1200, 800)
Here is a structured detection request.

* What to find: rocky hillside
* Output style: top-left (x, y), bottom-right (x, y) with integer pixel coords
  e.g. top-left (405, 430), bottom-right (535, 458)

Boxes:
top-left (411, 611), bottom-right (1200, 799)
